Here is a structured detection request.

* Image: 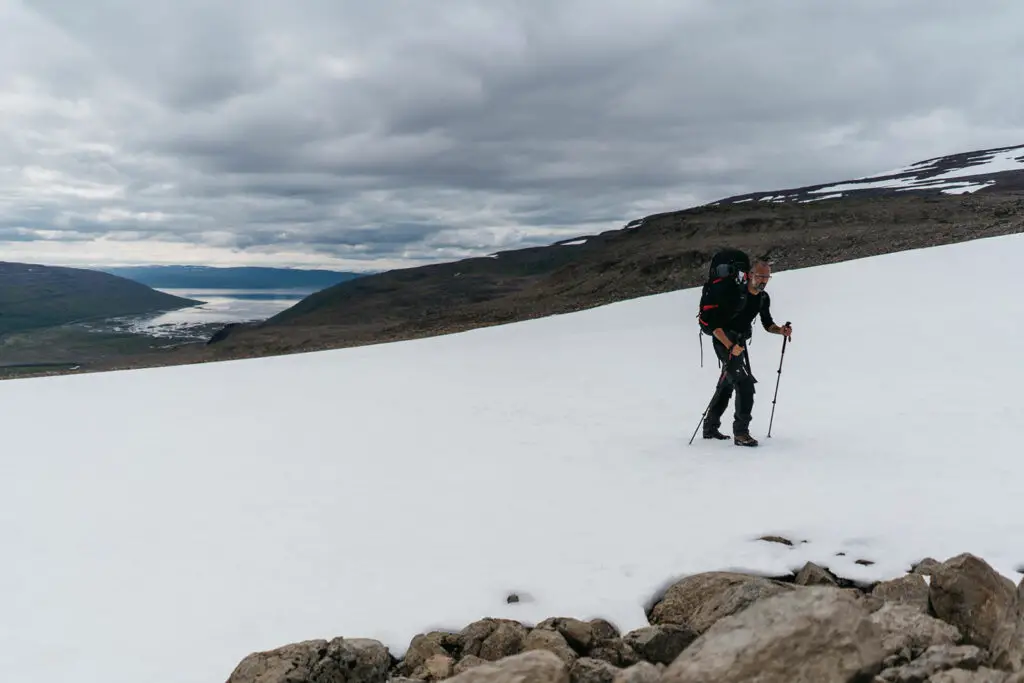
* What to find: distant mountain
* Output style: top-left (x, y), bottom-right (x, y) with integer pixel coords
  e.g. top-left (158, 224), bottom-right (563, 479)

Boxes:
top-left (201, 142), bottom-right (1024, 358)
top-left (101, 265), bottom-right (367, 290)
top-left (0, 262), bottom-right (199, 336)
top-left (713, 143), bottom-right (1024, 205)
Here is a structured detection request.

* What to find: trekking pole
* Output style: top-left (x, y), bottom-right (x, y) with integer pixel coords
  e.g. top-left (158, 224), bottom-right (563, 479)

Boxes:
top-left (688, 350), bottom-right (738, 445)
top-left (766, 322), bottom-right (791, 438)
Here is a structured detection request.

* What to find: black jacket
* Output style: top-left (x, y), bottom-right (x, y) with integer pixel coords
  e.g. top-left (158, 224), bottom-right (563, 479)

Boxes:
top-left (700, 280), bottom-right (776, 340)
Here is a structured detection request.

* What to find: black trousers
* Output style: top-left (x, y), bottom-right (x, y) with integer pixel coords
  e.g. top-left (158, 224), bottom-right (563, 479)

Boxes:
top-left (705, 334), bottom-right (757, 435)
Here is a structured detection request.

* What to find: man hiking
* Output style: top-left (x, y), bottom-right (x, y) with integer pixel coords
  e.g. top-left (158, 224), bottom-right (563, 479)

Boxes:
top-left (698, 255), bottom-right (792, 447)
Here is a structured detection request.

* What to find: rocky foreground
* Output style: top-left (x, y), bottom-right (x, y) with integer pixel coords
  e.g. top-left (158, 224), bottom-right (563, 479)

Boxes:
top-left (225, 552), bottom-right (1024, 683)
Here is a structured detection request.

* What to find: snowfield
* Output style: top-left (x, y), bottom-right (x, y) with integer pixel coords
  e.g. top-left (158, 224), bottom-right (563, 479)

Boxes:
top-left (2, 234), bottom-right (1024, 683)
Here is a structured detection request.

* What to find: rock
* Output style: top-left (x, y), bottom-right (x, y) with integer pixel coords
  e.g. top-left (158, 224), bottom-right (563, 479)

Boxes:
top-left (873, 574), bottom-right (932, 613)
top-left (227, 639), bottom-right (330, 683)
top-left (315, 638), bottom-right (392, 683)
top-left (570, 657), bottom-right (620, 683)
top-left (647, 571), bottom-right (797, 634)
top-left (869, 602), bottom-right (962, 657)
top-left (588, 639), bottom-right (639, 668)
top-left (612, 662), bottom-right (661, 683)
top-left (876, 644), bottom-right (986, 682)
top-left (589, 620), bottom-right (620, 643)
top-left (524, 628), bottom-right (579, 665)
top-left (991, 577), bottom-right (1024, 672)
top-left (912, 558), bottom-right (942, 576)
top-left (928, 668), bottom-right (1012, 682)
top-left (454, 655), bottom-right (488, 675)
top-left (930, 554), bottom-right (1016, 650)
top-left (759, 535), bottom-right (794, 546)
top-left (795, 561), bottom-right (839, 587)
top-left (535, 618), bottom-right (595, 653)
top-left (622, 626), bottom-right (697, 666)
top-left (414, 655), bottom-right (455, 681)
top-left (226, 637), bottom-right (391, 683)
top-left (398, 633), bottom-right (454, 676)
top-left (459, 619), bottom-right (530, 661)
top-left (661, 586), bottom-right (885, 683)
top-left (445, 650), bottom-right (569, 683)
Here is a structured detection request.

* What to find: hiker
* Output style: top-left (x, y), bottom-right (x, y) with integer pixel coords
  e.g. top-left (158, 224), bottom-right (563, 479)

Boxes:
top-left (697, 255), bottom-right (792, 447)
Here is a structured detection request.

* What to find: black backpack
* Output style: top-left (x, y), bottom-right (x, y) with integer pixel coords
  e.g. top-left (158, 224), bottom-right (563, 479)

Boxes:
top-left (696, 249), bottom-right (751, 335)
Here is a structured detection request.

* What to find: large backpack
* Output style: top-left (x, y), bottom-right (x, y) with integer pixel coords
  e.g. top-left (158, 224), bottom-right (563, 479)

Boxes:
top-left (696, 248), bottom-right (750, 336)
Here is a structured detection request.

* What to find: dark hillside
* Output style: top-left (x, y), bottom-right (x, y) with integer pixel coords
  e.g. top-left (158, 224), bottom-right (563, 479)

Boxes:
top-left (205, 190), bottom-right (1024, 358)
top-left (0, 262), bottom-right (199, 336)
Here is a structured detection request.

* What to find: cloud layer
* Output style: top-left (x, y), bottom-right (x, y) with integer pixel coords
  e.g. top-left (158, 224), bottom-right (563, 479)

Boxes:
top-left (3, 0), bottom-right (1024, 269)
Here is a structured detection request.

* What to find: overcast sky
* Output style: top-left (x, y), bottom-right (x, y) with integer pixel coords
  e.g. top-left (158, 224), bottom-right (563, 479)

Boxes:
top-left (3, 1), bottom-right (1023, 271)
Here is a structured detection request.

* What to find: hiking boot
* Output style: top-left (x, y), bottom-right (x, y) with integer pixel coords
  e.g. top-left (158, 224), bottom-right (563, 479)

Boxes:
top-left (703, 427), bottom-right (729, 440)
top-left (734, 432), bottom-right (759, 447)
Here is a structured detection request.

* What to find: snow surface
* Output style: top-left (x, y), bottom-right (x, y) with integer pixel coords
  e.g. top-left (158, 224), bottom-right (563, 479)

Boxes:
top-left (810, 145), bottom-right (1024, 195)
top-left (3, 234), bottom-right (1024, 683)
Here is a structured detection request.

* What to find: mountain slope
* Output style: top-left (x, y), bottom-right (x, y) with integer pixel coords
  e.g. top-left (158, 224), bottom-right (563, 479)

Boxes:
top-left (0, 262), bottom-right (199, 335)
top-left (101, 265), bottom-right (367, 290)
top-left (204, 142), bottom-right (1024, 359)
top-left (714, 142), bottom-right (1024, 205)
top-left (2, 232), bottom-right (1023, 683)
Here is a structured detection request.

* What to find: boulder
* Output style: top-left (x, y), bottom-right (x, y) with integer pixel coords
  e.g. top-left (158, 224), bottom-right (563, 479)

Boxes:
top-left (535, 618), bottom-right (596, 654)
top-left (569, 657), bottom-right (620, 683)
top-left (611, 662), bottom-right (661, 683)
top-left (647, 571), bottom-right (796, 634)
top-left (876, 644), bottom-right (986, 682)
top-left (661, 586), bottom-right (885, 683)
top-left (929, 554), bottom-right (1016, 650)
top-left (869, 602), bottom-right (962, 658)
top-left (622, 625), bottom-right (696, 666)
top-left (872, 573), bottom-right (932, 614)
top-left (459, 619), bottom-right (530, 662)
top-left (523, 628), bottom-right (579, 665)
top-left (795, 562), bottom-right (839, 587)
top-left (991, 577), bottom-right (1024, 673)
top-left (226, 637), bottom-right (391, 683)
top-left (444, 650), bottom-right (569, 683)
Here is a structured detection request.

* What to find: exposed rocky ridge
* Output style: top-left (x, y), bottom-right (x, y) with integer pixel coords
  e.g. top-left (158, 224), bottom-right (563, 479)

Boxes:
top-left (224, 552), bottom-right (1024, 683)
top-left (714, 143), bottom-right (1024, 205)
top-left (190, 190), bottom-right (1024, 365)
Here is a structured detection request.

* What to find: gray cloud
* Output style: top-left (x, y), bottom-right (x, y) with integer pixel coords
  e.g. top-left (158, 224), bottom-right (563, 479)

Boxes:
top-left (4, 0), bottom-right (1024, 269)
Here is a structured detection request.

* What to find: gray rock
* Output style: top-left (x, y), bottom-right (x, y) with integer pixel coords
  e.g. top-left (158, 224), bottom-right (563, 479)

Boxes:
top-left (647, 571), bottom-right (796, 634)
top-left (444, 650), bottom-right (569, 683)
top-left (227, 637), bottom-right (391, 683)
top-left (535, 618), bottom-right (595, 654)
top-left (873, 574), bottom-right (932, 614)
top-left (570, 657), bottom-right (620, 683)
top-left (611, 662), bottom-right (661, 683)
top-left (991, 576), bottom-right (1024, 673)
top-left (523, 628), bottom-right (579, 665)
top-left (459, 619), bottom-right (529, 662)
top-left (622, 625), bottom-right (696, 666)
top-left (876, 644), bottom-right (986, 682)
top-left (928, 667), bottom-right (1011, 682)
top-left (870, 602), bottom-right (962, 657)
top-left (929, 554), bottom-right (1016, 650)
top-left (661, 586), bottom-right (885, 683)
top-left (795, 562), bottom-right (839, 587)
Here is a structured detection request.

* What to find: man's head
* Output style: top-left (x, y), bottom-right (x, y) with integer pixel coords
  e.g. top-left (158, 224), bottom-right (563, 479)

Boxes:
top-left (747, 259), bottom-right (772, 293)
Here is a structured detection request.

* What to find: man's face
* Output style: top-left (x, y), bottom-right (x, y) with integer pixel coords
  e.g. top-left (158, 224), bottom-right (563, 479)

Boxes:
top-left (749, 266), bottom-right (771, 292)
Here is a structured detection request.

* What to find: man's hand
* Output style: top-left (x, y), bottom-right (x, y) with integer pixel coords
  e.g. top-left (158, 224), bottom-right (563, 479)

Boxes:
top-left (730, 343), bottom-right (744, 356)
top-left (774, 322), bottom-right (793, 340)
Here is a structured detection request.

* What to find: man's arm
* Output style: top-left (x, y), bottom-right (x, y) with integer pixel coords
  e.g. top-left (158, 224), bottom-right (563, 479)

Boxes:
top-left (759, 292), bottom-right (792, 337)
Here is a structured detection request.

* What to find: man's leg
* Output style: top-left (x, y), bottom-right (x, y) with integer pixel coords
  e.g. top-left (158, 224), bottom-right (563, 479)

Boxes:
top-left (732, 352), bottom-right (758, 446)
top-left (702, 338), bottom-right (735, 439)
